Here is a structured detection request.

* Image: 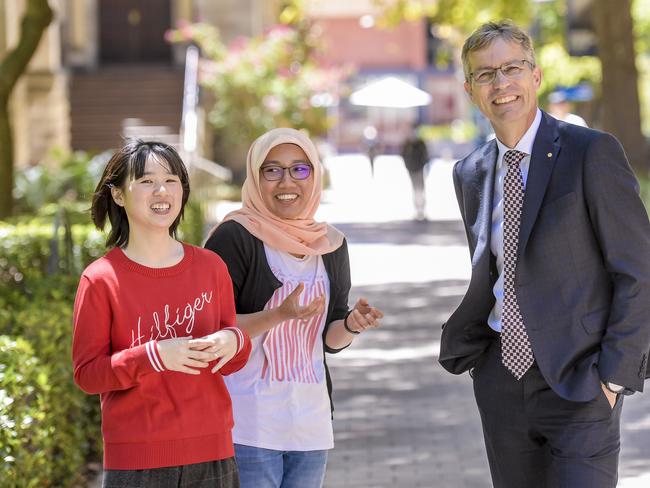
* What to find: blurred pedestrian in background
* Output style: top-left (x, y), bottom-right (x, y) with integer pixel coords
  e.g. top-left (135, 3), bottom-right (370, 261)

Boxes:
top-left (205, 128), bottom-right (384, 488)
top-left (547, 90), bottom-right (588, 127)
top-left (362, 125), bottom-right (380, 176)
top-left (72, 140), bottom-right (251, 487)
top-left (400, 124), bottom-right (430, 220)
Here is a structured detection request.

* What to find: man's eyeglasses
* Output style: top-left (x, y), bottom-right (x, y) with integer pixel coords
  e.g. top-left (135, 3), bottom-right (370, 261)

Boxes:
top-left (469, 59), bottom-right (535, 85)
top-left (260, 163), bottom-right (313, 181)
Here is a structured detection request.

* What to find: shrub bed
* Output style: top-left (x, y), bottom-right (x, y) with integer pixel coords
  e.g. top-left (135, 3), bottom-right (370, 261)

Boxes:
top-left (0, 218), bottom-right (103, 487)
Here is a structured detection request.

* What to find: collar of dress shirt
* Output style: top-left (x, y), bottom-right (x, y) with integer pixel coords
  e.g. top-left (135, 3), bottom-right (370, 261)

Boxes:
top-left (495, 108), bottom-right (542, 169)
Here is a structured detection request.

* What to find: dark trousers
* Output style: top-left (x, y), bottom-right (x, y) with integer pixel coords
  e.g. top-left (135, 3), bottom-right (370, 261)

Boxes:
top-left (408, 169), bottom-right (426, 218)
top-left (472, 339), bottom-right (622, 488)
top-left (103, 458), bottom-right (239, 488)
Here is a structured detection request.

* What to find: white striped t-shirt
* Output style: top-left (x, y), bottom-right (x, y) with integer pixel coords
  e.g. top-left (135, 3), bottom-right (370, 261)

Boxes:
top-left (224, 245), bottom-right (333, 451)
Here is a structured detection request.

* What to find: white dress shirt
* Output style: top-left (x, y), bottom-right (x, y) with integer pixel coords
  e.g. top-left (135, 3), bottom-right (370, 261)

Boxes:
top-left (487, 109), bottom-right (542, 332)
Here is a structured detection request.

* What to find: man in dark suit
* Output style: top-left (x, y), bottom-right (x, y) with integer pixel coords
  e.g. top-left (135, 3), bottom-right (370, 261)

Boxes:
top-left (439, 20), bottom-right (650, 488)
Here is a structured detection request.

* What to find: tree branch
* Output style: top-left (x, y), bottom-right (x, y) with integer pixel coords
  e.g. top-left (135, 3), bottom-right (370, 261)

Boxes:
top-left (0, 0), bottom-right (53, 98)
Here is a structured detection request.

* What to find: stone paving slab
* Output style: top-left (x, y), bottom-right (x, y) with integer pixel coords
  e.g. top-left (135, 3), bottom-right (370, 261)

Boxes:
top-left (323, 219), bottom-right (650, 488)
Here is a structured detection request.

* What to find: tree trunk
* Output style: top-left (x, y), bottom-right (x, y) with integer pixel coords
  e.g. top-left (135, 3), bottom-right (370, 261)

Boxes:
top-left (0, 0), bottom-right (53, 219)
top-left (592, 0), bottom-right (649, 175)
top-left (0, 96), bottom-right (14, 218)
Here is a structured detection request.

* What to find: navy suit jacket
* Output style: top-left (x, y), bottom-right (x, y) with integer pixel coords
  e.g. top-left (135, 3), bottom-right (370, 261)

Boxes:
top-left (439, 111), bottom-right (650, 401)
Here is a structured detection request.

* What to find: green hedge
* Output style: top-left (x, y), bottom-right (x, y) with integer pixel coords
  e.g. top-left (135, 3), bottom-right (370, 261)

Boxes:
top-left (0, 217), bottom-right (103, 487)
top-left (3, 145), bottom-right (210, 484)
top-left (0, 281), bottom-right (102, 487)
top-left (0, 201), bottom-right (207, 486)
top-left (0, 336), bottom-right (54, 488)
top-left (0, 213), bottom-right (105, 280)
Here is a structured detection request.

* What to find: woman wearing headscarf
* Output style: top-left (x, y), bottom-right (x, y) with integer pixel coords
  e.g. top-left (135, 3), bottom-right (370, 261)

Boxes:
top-left (204, 128), bottom-right (383, 488)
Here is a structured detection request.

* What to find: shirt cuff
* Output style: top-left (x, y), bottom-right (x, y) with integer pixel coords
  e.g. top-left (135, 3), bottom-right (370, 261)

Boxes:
top-left (224, 327), bottom-right (245, 354)
top-left (146, 341), bottom-right (165, 372)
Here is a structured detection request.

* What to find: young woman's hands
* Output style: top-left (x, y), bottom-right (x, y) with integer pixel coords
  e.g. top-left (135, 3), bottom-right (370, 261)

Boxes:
top-left (190, 330), bottom-right (239, 373)
top-left (156, 337), bottom-right (215, 374)
top-left (324, 298), bottom-right (384, 349)
top-left (234, 283), bottom-right (325, 339)
top-left (344, 298), bottom-right (384, 334)
top-left (277, 282), bottom-right (325, 322)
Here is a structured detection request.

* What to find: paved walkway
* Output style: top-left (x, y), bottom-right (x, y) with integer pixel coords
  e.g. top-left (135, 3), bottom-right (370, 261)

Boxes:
top-left (318, 155), bottom-right (650, 488)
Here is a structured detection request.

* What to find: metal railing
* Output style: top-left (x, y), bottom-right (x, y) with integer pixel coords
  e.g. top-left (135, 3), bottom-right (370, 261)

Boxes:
top-left (179, 45), bottom-right (233, 226)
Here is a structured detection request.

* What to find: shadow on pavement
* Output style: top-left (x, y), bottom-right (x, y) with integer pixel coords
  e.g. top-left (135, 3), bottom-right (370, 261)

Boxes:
top-left (324, 228), bottom-right (650, 487)
top-left (325, 279), bottom-right (491, 488)
top-left (333, 220), bottom-right (467, 247)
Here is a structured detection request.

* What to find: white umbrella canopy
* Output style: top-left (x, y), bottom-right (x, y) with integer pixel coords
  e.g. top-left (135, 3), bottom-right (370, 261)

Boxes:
top-left (349, 76), bottom-right (432, 108)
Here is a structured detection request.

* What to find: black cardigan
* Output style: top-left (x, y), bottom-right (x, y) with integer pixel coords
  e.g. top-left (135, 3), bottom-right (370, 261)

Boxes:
top-left (204, 220), bottom-right (351, 412)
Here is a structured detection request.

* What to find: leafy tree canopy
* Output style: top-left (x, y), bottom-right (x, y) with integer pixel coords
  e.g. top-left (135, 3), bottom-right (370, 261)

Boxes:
top-left (168, 20), bottom-right (349, 177)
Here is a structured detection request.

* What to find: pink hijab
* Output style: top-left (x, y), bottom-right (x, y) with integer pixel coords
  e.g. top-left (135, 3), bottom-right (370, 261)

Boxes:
top-left (218, 128), bottom-right (345, 256)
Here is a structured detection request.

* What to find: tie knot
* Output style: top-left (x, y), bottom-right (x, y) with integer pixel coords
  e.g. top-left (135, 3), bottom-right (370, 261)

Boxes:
top-left (504, 150), bottom-right (526, 168)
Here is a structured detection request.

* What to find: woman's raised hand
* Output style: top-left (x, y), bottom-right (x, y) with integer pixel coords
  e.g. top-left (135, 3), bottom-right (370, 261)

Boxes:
top-left (345, 298), bottom-right (384, 333)
top-left (156, 337), bottom-right (216, 375)
top-left (277, 282), bottom-right (325, 322)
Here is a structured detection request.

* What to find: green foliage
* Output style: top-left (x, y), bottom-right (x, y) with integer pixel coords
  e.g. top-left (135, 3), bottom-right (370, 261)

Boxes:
top-left (3, 108), bottom-right (213, 488)
top-left (0, 279), bottom-right (98, 488)
top-left (0, 336), bottom-right (53, 488)
top-left (0, 215), bottom-right (105, 280)
top-left (373, 0), bottom-right (650, 137)
top-left (434, 0), bottom-right (530, 31)
top-left (13, 149), bottom-right (101, 216)
top-left (278, 0), bottom-right (308, 26)
top-left (373, 0), bottom-right (531, 31)
top-left (633, 0), bottom-right (650, 55)
top-left (177, 197), bottom-right (206, 246)
top-left (537, 42), bottom-right (601, 101)
top-left (0, 278), bottom-right (102, 487)
top-left (372, 0), bottom-right (600, 99)
top-left (168, 22), bottom-right (349, 177)
top-left (0, 216), bottom-right (103, 487)
top-left (531, 0), bottom-right (566, 45)
top-left (639, 176), bottom-right (650, 209)
top-left (420, 120), bottom-right (477, 143)
top-left (0, 205), bottom-right (207, 485)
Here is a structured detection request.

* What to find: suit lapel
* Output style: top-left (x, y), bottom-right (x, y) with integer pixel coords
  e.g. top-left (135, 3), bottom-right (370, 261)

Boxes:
top-left (518, 113), bottom-right (561, 256)
top-left (470, 141), bottom-right (497, 268)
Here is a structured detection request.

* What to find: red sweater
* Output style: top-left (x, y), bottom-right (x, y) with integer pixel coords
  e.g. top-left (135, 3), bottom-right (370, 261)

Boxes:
top-left (72, 243), bottom-right (251, 470)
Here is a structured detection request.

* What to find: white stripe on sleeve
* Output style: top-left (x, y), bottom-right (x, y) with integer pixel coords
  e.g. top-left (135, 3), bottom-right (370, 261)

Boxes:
top-left (225, 327), bottom-right (245, 354)
top-left (146, 341), bottom-right (165, 372)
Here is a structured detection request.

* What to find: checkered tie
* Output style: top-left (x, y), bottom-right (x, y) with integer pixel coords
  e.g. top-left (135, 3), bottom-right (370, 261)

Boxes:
top-left (501, 150), bottom-right (534, 379)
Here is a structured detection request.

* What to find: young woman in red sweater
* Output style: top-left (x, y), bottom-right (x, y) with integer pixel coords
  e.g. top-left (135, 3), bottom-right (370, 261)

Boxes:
top-left (72, 140), bottom-right (251, 487)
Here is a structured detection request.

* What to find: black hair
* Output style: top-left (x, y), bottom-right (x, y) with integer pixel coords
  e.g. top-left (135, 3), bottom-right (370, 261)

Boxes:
top-left (91, 140), bottom-right (190, 248)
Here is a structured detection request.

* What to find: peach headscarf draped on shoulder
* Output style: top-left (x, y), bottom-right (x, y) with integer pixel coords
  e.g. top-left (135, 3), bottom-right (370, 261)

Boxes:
top-left (218, 128), bottom-right (345, 256)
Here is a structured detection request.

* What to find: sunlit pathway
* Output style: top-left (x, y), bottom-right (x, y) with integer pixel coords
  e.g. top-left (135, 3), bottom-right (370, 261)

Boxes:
top-left (319, 154), bottom-right (650, 488)
top-left (318, 154), bottom-right (461, 223)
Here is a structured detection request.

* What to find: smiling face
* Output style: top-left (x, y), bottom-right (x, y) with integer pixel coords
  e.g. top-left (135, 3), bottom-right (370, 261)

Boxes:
top-left (259, 143), bottom-right (314, 220)
top-left (464, 37), bottom-right (541, 147)
top-left (111, 155), bottom-right (184, 236)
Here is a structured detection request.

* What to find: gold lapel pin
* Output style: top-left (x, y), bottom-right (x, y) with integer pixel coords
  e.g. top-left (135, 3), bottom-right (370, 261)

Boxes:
top-left (547, 152), bottom-right (552, 158)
